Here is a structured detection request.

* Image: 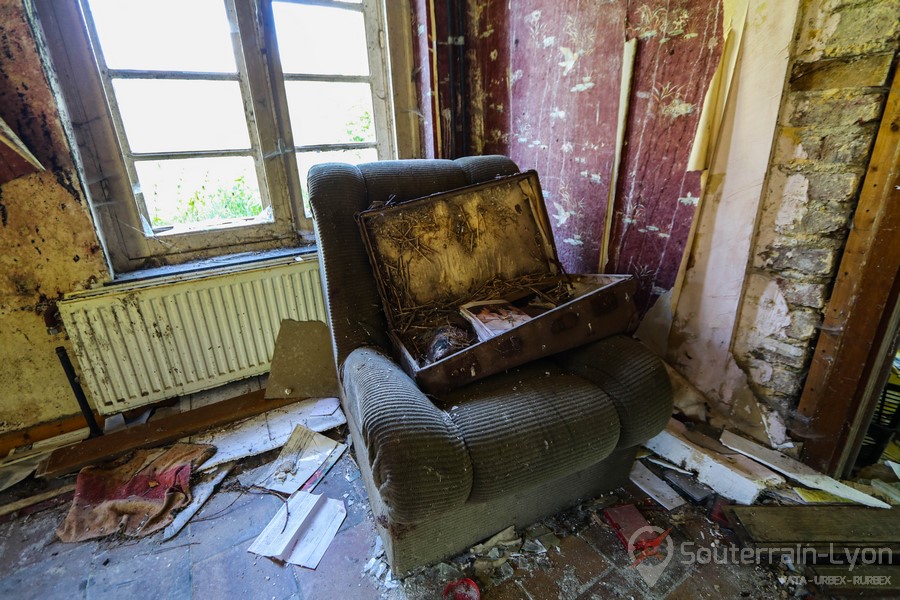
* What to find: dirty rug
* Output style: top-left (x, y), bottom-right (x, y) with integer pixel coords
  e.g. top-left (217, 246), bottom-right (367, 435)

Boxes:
top-left (57, 442), bottom-right (215, 542)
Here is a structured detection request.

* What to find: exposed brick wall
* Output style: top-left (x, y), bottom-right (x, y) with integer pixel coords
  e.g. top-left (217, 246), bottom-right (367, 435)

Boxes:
top-left (733, 0), bottom-right (898, 413)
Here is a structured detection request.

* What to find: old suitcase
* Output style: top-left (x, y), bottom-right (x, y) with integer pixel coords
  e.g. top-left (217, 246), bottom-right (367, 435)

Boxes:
top-left (356, 170), bottom-right (638, 394)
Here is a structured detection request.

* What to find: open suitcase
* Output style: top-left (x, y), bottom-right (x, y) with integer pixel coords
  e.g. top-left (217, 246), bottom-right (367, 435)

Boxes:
top-left (357, 170), bottom-right (638, 394)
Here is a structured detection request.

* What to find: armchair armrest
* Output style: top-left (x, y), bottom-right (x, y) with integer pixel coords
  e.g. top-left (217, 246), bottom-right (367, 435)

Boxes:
top-left (342, 347), bottom-right (473, 524)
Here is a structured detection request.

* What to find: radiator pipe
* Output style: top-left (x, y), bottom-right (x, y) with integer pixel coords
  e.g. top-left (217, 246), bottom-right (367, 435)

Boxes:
top-left (55, 346), bottom-right (103, 438)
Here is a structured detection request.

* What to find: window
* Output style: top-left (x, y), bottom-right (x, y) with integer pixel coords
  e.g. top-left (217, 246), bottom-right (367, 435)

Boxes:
top-left (34, 0), bottom-right (398, 273)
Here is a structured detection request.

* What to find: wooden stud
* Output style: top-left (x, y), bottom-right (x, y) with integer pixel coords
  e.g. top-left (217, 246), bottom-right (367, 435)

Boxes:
top-left (795, 73), bottom-right (900, 474)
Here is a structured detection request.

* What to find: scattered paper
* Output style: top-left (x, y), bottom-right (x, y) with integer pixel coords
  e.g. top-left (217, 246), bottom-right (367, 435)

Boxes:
top-left (885, 460), bottom-right (900, 480)
top-left (311, 397), bottom-right (341, 417)
top-left (256, 426), bottom-right (341, 494)
top-left (248, 491), bottom-right (346, 569)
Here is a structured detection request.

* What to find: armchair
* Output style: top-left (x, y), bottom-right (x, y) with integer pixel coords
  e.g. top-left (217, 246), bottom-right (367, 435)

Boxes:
top-left (308, 156), bottom-right (672, 574)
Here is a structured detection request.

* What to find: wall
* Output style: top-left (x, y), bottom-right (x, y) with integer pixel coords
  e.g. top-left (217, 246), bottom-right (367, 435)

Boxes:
top-left (668, 0), bottom-right (802, 429)
top-left (732, 0), bottom-right (898, 415)
top-left (466, 0), bottom-right (722, 313)
top-left (671, 0), bottom-right (898, 428)
top-left (0, 0), bottom-right (110, 432)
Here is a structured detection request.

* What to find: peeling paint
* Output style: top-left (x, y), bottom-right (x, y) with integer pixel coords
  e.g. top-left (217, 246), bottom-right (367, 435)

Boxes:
top-left (0, 0), bottom-right (110, 432)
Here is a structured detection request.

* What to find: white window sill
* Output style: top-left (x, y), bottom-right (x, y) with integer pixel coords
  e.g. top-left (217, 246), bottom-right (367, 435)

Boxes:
top-left (108, 246), bottom-right (319, 288)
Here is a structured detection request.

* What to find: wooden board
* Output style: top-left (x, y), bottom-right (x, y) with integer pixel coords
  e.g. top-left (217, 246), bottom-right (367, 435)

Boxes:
top-left (726, 505), bottom-right (900, 548)
top-left (806, 564), bottom-right (900, 595)
top-left (644, 419), bottom-right (784, 505)
top-left (720, 430), bottom-right (890, 509)
top-left (629, 461), bottom-right (686, 511)
top-left (37, 390), bottom-right (299, 478)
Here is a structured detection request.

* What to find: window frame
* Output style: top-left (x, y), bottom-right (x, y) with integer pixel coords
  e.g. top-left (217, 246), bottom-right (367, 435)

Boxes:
top-left (31, 0), bottom-right (401, 275)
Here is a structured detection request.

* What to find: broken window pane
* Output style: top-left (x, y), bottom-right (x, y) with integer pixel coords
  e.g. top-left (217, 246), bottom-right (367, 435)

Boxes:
top-left (87, 0), bottom-right (237, 73)
top-left (285, 81), bottom-right (376, 147)
top-left (134, 157), bottom-right (267, 230)
top-left (113, 80), bottom-right (251, 154)
top-left (272, 3), bottom-right (370, 76)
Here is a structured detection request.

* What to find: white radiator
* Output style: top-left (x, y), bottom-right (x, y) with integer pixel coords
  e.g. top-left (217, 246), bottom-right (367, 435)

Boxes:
top-left (58, 257), bottom-right (326, 415)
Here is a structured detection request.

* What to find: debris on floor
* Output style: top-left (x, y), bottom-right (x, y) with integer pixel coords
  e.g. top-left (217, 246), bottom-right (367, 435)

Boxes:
top-left (719, 429), bottom-right (890, 508)
top-left (56, 442), bottom-right (215, 542)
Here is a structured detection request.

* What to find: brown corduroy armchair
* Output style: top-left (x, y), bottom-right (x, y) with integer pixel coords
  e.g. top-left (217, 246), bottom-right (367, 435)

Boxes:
top-left (308, 156), bottom-right (673, 574)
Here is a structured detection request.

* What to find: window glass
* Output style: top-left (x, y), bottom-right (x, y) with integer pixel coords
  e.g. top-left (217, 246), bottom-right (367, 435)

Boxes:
top-left (113, 80), bottom-right (251, 153)
top-left (285, 81), bottom-right (376, 146)
top-left (135, 157), bottom-right (266, 230)
top-left (87, 0), bottom-right (237, 72)
top-left (272, 3), bottom-right (370, 76)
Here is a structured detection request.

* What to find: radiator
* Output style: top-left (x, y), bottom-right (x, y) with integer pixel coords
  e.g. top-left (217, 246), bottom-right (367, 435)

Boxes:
top-left (58, 257), bottom-right (326, 415)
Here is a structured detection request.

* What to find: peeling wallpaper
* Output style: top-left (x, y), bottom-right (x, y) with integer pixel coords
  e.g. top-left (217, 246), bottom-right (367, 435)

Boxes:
top-left (0, 0), bottom-right (110, 431)
top-left (466, 0), bottom-right (722, 311)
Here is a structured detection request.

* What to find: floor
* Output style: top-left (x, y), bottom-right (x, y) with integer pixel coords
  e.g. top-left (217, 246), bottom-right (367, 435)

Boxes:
top-left (0, 438), bottom-right (808, 600)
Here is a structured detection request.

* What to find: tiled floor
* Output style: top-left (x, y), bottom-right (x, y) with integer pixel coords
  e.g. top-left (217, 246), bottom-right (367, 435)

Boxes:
top-left (0, 446), bottom-right (797, 600)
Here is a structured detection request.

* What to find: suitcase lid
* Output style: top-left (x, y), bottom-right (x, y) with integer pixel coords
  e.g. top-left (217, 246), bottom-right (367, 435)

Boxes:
top-left (357, 171), bottom-right (562, 336)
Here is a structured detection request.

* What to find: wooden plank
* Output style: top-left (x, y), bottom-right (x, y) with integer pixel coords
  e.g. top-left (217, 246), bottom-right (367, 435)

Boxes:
top-left (599, 38), bottom-right (636, 273)
top-left (36, 390), bottom-right (300, 479)
top-left (720, 430), bottom-right (890, 509)
top-left (629, 461), bottom-right (686, 511)
top-left (644, 420), bottom-right (784, 504)
top-left (0, 483), bottom-right (76, 518)
top-left (726, 505), bottom-right (900, 546)
top-left (0, 412), bottom-right (105, 458)
top-left (806, 564), bottom-right (900, 595)
top-left (796, 72), bottom-right (900, 474)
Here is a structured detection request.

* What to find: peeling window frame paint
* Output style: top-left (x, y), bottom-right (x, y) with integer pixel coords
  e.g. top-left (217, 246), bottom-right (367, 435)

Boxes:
top-left (32, 0), bottom-right (397, 275)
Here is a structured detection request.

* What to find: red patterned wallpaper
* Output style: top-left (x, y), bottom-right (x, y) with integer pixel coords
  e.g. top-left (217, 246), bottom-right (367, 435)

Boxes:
top-left (465, 0), bottom-right (722, 312)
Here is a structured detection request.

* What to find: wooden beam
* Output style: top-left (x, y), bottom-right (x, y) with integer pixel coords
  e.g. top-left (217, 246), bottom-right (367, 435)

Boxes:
top-left (796, 72), bottom-right (900, 474)
top-left (36, 390), bottom-right (300, 479)
top-left (0, 484), bottom-right (76, 519)
top-left (0, 411), bottom-right (105, 458)
top-left (726, 505), bottom-right (900, 550)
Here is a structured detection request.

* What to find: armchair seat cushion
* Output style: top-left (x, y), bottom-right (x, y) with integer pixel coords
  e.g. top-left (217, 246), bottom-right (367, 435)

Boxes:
top-left (439, 360), bottom-right (621, 503)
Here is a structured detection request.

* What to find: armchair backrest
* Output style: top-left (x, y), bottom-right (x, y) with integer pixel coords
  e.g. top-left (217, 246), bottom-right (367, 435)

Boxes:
top-left (308, 156), bottom-right (520, 368)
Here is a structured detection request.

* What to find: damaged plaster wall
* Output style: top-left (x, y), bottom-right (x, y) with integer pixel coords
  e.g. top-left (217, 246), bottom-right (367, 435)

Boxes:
top-left (0, 0), bottom-right (110, 432)
top-left (733, 0), bottom-right (898, 415)
top-left (669, 0), bottom-right (802, 432)
top-left (671, 0), bottom-right (898, 429)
